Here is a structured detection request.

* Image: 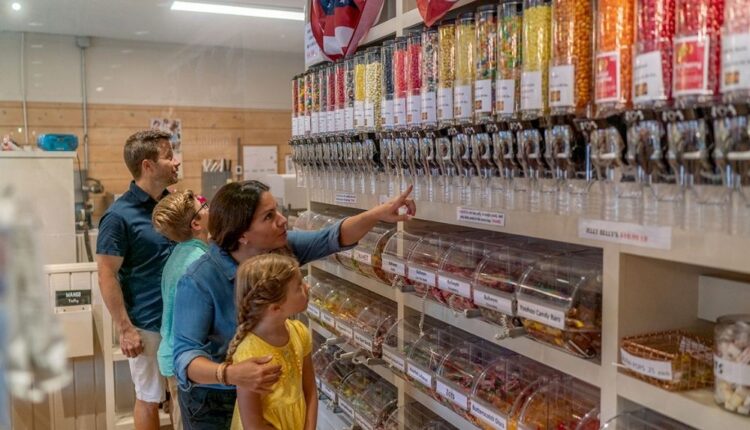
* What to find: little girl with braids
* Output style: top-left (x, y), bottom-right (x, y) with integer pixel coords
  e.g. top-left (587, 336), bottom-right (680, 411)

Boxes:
top-left (226, 254), bottom-right (317, 430)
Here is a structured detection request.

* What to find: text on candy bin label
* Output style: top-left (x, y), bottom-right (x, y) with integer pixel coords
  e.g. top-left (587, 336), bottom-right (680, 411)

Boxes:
top-left (353, 329), bottom-right (374, 352)
top-left (714, 355), bottom-right (750, 385)
top-left (338, 399), bottom-right (355, 417)
top-left (517, 300), bottom-right (566, 330)
top-left (335, 320), bottom-right (353, 339)
top-left (474, 290), bottom-right (514, 315)
top-left (408, 267), bottom-right (436, 286)
top-left (457, 207), bottom-right (506, 226)
top-left (319, 382), bottom-right (336, 401)
top-left (407, 362), bottom-right (433, 388)
top-left (334, 192), bottom-right (357, 205)
top-left (621, 348), bottom-right (674, 381)
top-left (721, 32), bottom-right (750, 92)
top-left (355, 414), bottom-right (376, 430)
top-left (381, 256), bottom-right (406, 276)
top-left (307, 303), bottom-right (321, 319)
top-left (339, 249), bottom-right (354, 258)
top-left (436, 378), bottom-right (469, 410)
top-left (321, 311), bottom-right (336, 328)
top-left (382, 348), bottom-right (406, 372)
top-left (471, 400), bottom-right (508, 430)
top-left (578, 219), bottom-right (672, 250)
top-left (438, 275), bottom-right (472, 299)
top-left (353, 250), bottom-right (372, 265)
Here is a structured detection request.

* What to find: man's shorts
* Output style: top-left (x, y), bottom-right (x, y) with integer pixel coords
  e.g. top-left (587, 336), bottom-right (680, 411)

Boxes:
top-left (127, 329), bottom-right (166, 403)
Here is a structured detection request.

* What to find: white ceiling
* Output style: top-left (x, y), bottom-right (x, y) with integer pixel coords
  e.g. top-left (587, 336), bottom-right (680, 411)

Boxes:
top-left (0, 0), bottom-right (307, 53)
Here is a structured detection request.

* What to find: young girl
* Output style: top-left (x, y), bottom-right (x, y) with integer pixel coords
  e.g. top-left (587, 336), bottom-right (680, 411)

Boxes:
top-left (226, 254), bottom-right (318, 430)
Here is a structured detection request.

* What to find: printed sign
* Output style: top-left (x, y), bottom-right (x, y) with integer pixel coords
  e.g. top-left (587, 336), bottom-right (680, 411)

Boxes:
top-left (634, 51), bottom-right (666, 103)
top-left (381, 256), bottom-right (406, 277)
top-left (595, 51), bottom-right (620, 103)
top-left (55, 290), bottom-right (92, 307)
top-left (674, 36), bottom-right (710, 95)
top-left (578, 219), bottom-right (672, 250)
top-left (436, 378), bottom-right (469, 410)
top-left (471, 399), bottom-right (508, 430)
top-left (438, 275), bottom-right (472, 299)
top-left (721, 32), bottom-right (750, 92)
top-left (407, 362), bottom-right (433, 388)
top-left (517, 300), bottom-right (566, 330)
top-left (457, 207), bottom-right (506, 226)
top-left (383, 348), bottom-right (406, 372)
top-left (621, 348), bottom-right (674, 381)
top-left (408, 266), bottom-right (436, 286)
top-left (550, 65), bottom-right (575, 108)
top-left (495, 79), bottom-right (516, 114)
top-left (473, 289), bottom-right (514, 315)
top-left (334, 193), bottom-right (357, 205)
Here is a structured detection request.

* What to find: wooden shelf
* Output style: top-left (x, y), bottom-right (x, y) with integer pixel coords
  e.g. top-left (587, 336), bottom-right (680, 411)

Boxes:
top-left (310, 260), bottom-right (397, 301)
top-left (616, 373), bottom-right (750, 430)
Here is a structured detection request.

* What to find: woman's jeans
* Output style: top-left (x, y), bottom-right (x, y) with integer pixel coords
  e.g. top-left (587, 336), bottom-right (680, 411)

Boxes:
top-left (178, 386), bottom-right (236, 430)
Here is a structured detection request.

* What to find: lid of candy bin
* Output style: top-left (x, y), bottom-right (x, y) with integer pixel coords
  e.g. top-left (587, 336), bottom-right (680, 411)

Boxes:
top-left (407, 327), bottom-right (467, 383)
top-left (293, 210), bottom-right (317, 231)
top-left (381, 231), bottom-right (422, 271)
top-left (469, 355), bottom-right (561, 426)
top-left (336, 367), bottom-right (380, 416)
top-left (600, 409), bottom-right (694, 430)
top-left (353, 302), bottom-right (397, 352)
top-left (319, 358), bottom-right (356, 398)
top-left (352, 224), bottom-right (396, 262)
top-left (515, 253), bottom-right (603, 314)
top-left (406, 232), bottom-right (455, 275)
top-left (435, 340), bottom-right (515, 411)
top-left (472, 241), bottom-right (549, 305)
top-left (309, 212), bottom-right (338, 230)
top-left (382, 314), bottom-right (446, 364)
top-left (516, 378), bottom-right (600, 430)
top-left (312, 345), bottom-right (338, 378)
top-left (352, 379), bottom-right (398, 427)
top-left (439, 238), bottom-right (501, 285)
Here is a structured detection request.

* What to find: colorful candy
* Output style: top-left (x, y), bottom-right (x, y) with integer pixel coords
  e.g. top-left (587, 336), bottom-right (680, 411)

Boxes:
top-left (421, 28), bottom-right (439, 128)
top-left (595, 0), bottom-right (635, 116)
top-left (335, 60), bottom-right (346, 132)
top-left (407, 32), bottom-right (423, 128)
top-left (455, 13), bottom-right (476, 124)
top-left (521, 0), bottom-right (552, 118)
top-left (365, 47), bottom-right (382, 132)
top-left (438, 21), bottom-right (456, 126)
top-left (381, 40), bottom-right (396, 131)
top-left (496, 1), bottom-right (523, 119)
top-left (354, 53), bottom-right (367, 131)
top-left (394, 37), bottom-right (408, 129)
top-left (551, 0), bottom-right (593, 115)
top-left (633, 0), bottom-right (675, 108)
top-left (475, 5), bottom-right (497, 122)
top-left (344, 57), bottom-right (355, 132)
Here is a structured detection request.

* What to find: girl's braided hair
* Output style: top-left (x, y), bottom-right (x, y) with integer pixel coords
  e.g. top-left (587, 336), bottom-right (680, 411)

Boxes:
top-left (224, 253), bottom-right (300, 364)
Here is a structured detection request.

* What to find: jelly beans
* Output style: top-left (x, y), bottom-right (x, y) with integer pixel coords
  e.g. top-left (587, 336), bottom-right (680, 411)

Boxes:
top-left (381, 40), bottom-right (396, 130)
top-left (365, 47), bottom-right (382, 132)
top-left (291, 76), bottom-right (299, 136)
top-left (633, 0), bottom-right (675, 108)
top-left (496, 1), bottom-right (523, 119)
top-left (551, 0), bottom-right (593, 115)
top-left (335, 60), bottom-right (346, 132)
top-left (407, 32), bottom-right (423, 128)
top-left (394, 37), bottom-right (408, 130)
top-left (522, 0), bottom-right (552, 118)
top-left (438, 21), bottom-right (456, 126)
top-left (354, 53), bottom-right (367, 131)
top-left (455, 13), bottom-right (476, 124)
top-left (326, 64), bottom-right (336, 132)
top-left (422, 28), bottom-right (439, 128)
top-left (475, 5), bottom-right (497, 122)
top-left (344, 57), bottom-right (355, 133)
top-left (595, 0), bottom-right (635, 117)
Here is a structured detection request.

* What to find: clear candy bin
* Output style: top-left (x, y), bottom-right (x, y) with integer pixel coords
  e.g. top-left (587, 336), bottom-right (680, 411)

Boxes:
top-left (380, 231), bottom-right (422, 290)
top-left (516, 378), bottom-right (600, 430)
top-left (381, 315), bottom-right (446, 379)
top-left (437, 239), bottom-right (500, 315)
top-left (351, 379), bottom-right (398, 430)
top-left (336, 367), bottom-right (379, 420)
top-left (351, 224), bottom-right (395, 282)
top-left (351, 301), bottom-right (397, 360)
top-left (714, 314), bottom-right (750, 415)
top-left (406, 232), bottom-right (453, 304)
top-left (406, 328), bottom-right (466, 396)
top-left (515, 253), bottom-right (603, 358)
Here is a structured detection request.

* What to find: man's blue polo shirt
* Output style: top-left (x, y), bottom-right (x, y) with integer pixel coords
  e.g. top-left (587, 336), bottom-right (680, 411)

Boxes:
top-left (96, 181), bottom-right (173, 332)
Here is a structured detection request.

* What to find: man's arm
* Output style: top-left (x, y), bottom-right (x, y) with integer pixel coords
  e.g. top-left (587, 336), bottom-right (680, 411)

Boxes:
top-left (339, 185), bottom-right (416, 246)
top-left (96, 254), bottom-right (143, 358)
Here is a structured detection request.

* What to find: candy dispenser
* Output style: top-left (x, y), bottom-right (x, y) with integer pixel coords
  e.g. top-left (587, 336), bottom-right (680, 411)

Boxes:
top-left (475, 5), bottom-right (497, 124)
top-left (304, 71), bottom-right (313, 137)
top-left (435, 341), bottom-right (514, 419)
top-left (713, 114), bottom-right (750, 235)
top-left (436, 133), bottom-right (457, 203)
top-left (319, 64), bottom-right (329, 136)
top-left (550, 0), bottom-right (593, 117)
top-left (381, 40), bottom-right (396, 134)
top-left (514, 129), bottom-right (545, 212)
top-left (351, 302), bottom-right (396, 362)
top-left (406, 327), bottom-right (465, 395)
top-left (382, 316), bottom-right (445, 379)
top-left (469, 355), bottom-right (560, 430)
top-left (365, 47), bottom-right (382, 133)
top-left (437, 239), bottom-right (498, 315)
top-left (620, 330), bottom-right (714, 390)
top-left (335, 59), bottom-right (346, 133)
top-left (515, 378), bottom-right (600, 430)
top-left (471, 120), bottom-right (497, 208)
top-left (496, 1), bottom-right (523, 121)
top-left (438, 20), bottom-right (456, 128)
top-left (544, 122), bottom-right (590, 215)
top-left (308, 279), bottom-right (334, 324)
top-left (344, 57), bottom-right (356, 134)
top-left (632, 0), bottom-right (675, 109)
top-left (600, 408), bottom-right (696, 429)
top-left (336, 367), bottom-right (379, 419)
top-left (594, 0), bottom-right (635, 117)
top-left (312, 344), bottom-right (338, 391)
top-left (352, 379), bottom-right (398, 430)
top-left (394, 37), bottom-right (409, 131)
top-left (714, 314), bottom-right (750, 415)
top-left (326, 63), bottom-right (336, 135)
top-left (406, 232), bottom-right (454, 304)
top-left (319, 357), bottom-right (357, 406)
top-left (521, 0), bottom-right (552, 120)
top-left (407, 32), bottom-right (423, 130)
top-left (590, 127), bottom-right (627, 221)
top-left (354, 52), bottom-right (367, 133)
top-left (454, 13), bottom-right (476, 125)
top-left (451, 118), bottom-right (479, 207)
top-left (515, 253), bottom-right (603, 358)
top-left (311, 65), bottom-right (321, 137)
top-left (319, 286), bottom-right (349, 332)
top-left (351, 224), bottom-right (395, 282)
top-left (332, 291), bottom-right (371, 344)
top-left (291, 74), bottom-right (299, 138)
top-left (379, 231), bottom-right (421, 291)
top-left (422, 28), bottom-right (440, 130)
top-left (490, 121), bottom-right (519, 209)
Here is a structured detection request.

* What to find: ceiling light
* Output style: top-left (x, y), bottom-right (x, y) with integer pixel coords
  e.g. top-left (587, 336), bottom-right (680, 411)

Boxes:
top-left (95, 87), bottom-right (104, 92)
top-left (135, 30), bottom-right (149, 36)
top-left (28, 22), bottom-right (43, 27)
top-left (170, 1), bottom-right (304, 21)
top-left (11, 3), bottom-right (21, 11)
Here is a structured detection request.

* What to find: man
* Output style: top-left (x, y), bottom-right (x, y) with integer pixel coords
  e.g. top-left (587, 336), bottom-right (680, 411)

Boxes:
top-left (96, 130), bottom-right (180, 430)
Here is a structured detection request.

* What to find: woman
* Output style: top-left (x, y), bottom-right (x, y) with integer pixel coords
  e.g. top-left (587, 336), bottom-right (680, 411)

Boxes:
top-left (172, 180), bottom-right (415, 429)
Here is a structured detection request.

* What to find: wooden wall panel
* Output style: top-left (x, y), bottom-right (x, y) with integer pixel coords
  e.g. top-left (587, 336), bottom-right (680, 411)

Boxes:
top-left (0, 101), bottom-right (292, 197)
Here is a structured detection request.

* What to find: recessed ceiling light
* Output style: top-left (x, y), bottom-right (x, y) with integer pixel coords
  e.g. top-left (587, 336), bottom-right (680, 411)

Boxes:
top-left (11, 3), bottom-right (21, 11)
top-left (28, 22), bottom-right (43, 27)
top-left (30, 44), bottom-right (43, 49)
top-left (17, 127), bottom-right (22, 133)
top-left (170, 1), bottom-right (304, 21)
top-left (96, 87), bottom-right (104, 92)
top-left (135, 30), bottom-right (149, 36)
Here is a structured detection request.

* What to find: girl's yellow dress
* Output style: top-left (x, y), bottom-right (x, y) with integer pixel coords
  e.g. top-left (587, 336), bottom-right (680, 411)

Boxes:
top-left (230, 319), bottom-right (312, 430)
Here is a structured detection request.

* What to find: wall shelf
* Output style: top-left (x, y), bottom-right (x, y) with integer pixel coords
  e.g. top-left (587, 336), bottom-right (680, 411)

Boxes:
top-left (311, 260), bottom-right (398, 302)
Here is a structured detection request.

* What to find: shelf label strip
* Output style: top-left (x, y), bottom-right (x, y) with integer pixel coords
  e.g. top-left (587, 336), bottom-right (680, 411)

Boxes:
top-left (407, 361), bottom-right (434, 388)
top-left (620, 348), bottom-right (674, 381)
top-left (470, 399), bottom-right (508, 430)
top-left (473, 289), bottom-right (514, 315)
top-left (438, 275), bottom-right (472, 299)
top-left (334, 192), bottom-right (357, 205)
top-left (383, 348), bottom-right (406, 373)
top-left (578, 219), bottom-right (672, 250)
top-left (456, 206), bottom-right (506, 227)
top-left (436, 378), bottom-right (469, 411)
top-left (517, 300), bottom-right (566, 330)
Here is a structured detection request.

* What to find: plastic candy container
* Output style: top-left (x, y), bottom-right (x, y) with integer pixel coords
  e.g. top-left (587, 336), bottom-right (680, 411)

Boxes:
top-left (351, 225), bottom-right (395, 282)
top-left (382, 316), bottom-right (445, 378)
top-left (550, 0), bottom-right (593, 115)
top-left (437, 239), bottom-right (499, 313)
top-left (438, 20), bottom-right (456, 127)
top-left (354, 52), bottom-right (367, 132)
top-left (380, 231), bottom-right (421, 290)
top-left (469, 356), bottom-right (560, 430)
top-left (337, 367), bottom-right (379, 419)
top-left (335, 60), bottom-right (346, 132)
top-left (721, 0), bottom-right (750, 101)
top-left (407, 32), bottom-right (423, 129)
top-left (421, 28), bottom-right (440, 129)
top-left (406, 233), bottom-right (453, 304)
top-left (310, 66), bottom-right (321, 136)
top-left (381, 40), bottom-right (396, 131)
top-left (515, 253), bottom-right (603, 358)
top-left (291, 75), bottom-right (299, 137)
top-left (312, 344), bottom-right (338, 390)
top-left (594, 0), bottom-right (635, 117)
top-left (633, 0), bottom-right (675, 108)
top-left (352, 302), bottom-right (396, 360)
top-left (521, 0), bottom-right (552, 119)
top-left (318, 286), bottom-right (349, 332)
top-left (601, 408), bottom-right (696, 429)
top-left (365, 47), bottom-right (382, 132)
top-left (307, 280), bottom-right (334, 324)
top-left (714, 314), bottom-right (750, 414)
top-left (516, 378), bottom-right (600, 430)
top-left (496, 1), bottom-right (523, 119)
top-left (672, 0), bottom-right (724, 107)
top-left (352, 380), bottom-right (398, 430)
top-left (319, 357), bottom-right (356, 405)
top-left (394, 37), bottom-right (409, 130)
top-left (292, 209), bottom-right (315, 231)
top-left (304, 71), bottom-right (314, 136)
top-left (475, 5), bottom-right (497, 123)
top-left (332, 291), bottom-right (371, 342)
top-left (319, 65), bottom-right (328, 135)
top-left (344, 57), bottom-right (356, 133)
top-left (308, 212), bottom-right (340, 265)
top-left (406, 328), bottom-right (465, 395)
top-left (326, 63), bottom-right (336, 133)
top-left (620, 330), bottom-right (714, 390)
top-left (454, 13), bottom-right (476, 124)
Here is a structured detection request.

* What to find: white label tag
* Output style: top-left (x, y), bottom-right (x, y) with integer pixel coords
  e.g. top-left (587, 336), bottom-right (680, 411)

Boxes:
top-left (421, 91), bottom-right (437, 123)
top-left (334, 192), bottom-right (357, 204)
top-left (454, 85), bottom-right (473, 118)
top-left (721, 32), bottom-right (750, 92)
top-left (311, 112), bottom-right (320, 134)
top-left (353, 250), bottom-right (372, 265)
top-left (517, 300), bottom-right (566, 330)
top-left (438, 275), bottom-right (472, 299)
top-left (319, 111), bottom-right (327, 134)
top-left (407, 94), bottom-right (421, 125)
top-left (475, 79), bottom-right (493, 113)
top-left (335, 109), bottom-right (345, 132)
top-left (355, 414), bottom-right (376, 430)
top-left (436, 378), bottom-right (469, 411)
top-left (304, 115), bottom-right (311, 134)
top-left (471, 400), bottom-right (508, 430)
top-left (474, 289), bottom-right (514, 315)
top-left (291, 116), bottom-right (298, 136)
top-left (335, 320), bottom-right (353, 339)
top-left (549, 65), bottom-right (575, 107)
top-left (381, 98), bottom-right (394, 127)
top-left (394, 98), bottom-right (406, 126)
top-left (307, 303), bottom-right (321, 319)
top-left (327, 110), bottom-right (335, 132)
top-left (354, 101), bottom-right (365, 128)
top-left (408, 266), bottom-right (436, 286)
top-left (521, 71), bottom-right (543, 111)
top-left (339, 249), bottom-right (353, 258)
top-left (320, 382), bottom-right (336, 401)
top-left (496, 79), bottom-right (516, 114)
top-left (714, 355), bottom-right (750, 385)
top-left (321, 311), bottom-right (336, 328)
top-left (437, 87), bottom-right (454, 120)
top-left (381, 256), bottom-right (406, 277)
top-left (578, 219), bottom-right (672, 250)
top-left (456, 207), bottom-right (506, 226)
top-left (338, 399), bottom-right (355, 417)
top-left (383, 347), bottom-right (406, 372)
top-left (364, 101), bottom-right (375, 128)
top-left (633, 51), bottom-right (666, 103)
top-left (345, 107), bottom-right (354, 131)
top-left (673, 35), bottom-right (711, 96)
top-left (621, 348), bottom-right (674, 381)
top-left (353, 328), bottom-right (374, 352)
top-left (407, 362), bottom-right (433, 388)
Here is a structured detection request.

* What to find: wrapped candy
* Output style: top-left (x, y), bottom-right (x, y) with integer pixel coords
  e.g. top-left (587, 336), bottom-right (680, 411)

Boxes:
top-left (714, 314), bottom-right (750, 415)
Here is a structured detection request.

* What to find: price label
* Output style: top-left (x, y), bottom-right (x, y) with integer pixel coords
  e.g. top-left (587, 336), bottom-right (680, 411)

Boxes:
top-left (353, 328), bottom-right (374, 352)
top-left (338, 399), bottom-right (355, 417)
top-left (307, 303), bottom-right (321, 319)
top-left (578, 219), bottom-right (672, 250)
top-left (475, 79), bottom-right (493, 113)
top-left (421, 91), bottom-right (437, 123)
top-left (674, 35), bottom-right (710, 95)
top-left (621, 348), bottom-right (674, 381)
top-left (353, 250), bottom-right (372, 266)
top-left (339, 249), bottom-right (354, 258)
top-left (471, 399), bottom-right (508, 430)
top-left (291, 116), bottom-right (298, 137)
top-left (633, 51), bottom-right (666, 103)
top-left (437, 87), bottom-right (454, 120)
top-left (517, 300), bottom-right (566, 330)
top-left (335, 320), bottom-right (354, 339)
top-left (311, 112), bottom-right (320, 134)
top-left (473, 289), bottom-right (514, 315)
top-left (334, 192), bottom-right (357, 205)
top-left (345, 107), bottom-right (354, 131)
top-left (319, 111), bottom-right (327, 134)
top-left (327, 110), bottom-right (335, 132)
top-left (438, 275), bottom-right (472, 299)
top-left (436, 378), bottom-right (469, 411)
top-left (364, 101), bottom-right (375, 128)
top-left (394, 98), bottom-right (406, 126)
top-left (381, 256), bottom-right (406, 277)
top-left (354, 101), bottom-right (365, 128)
top-left (549, 65), bottom-right (575, 107)
top-left (355, 414), bottom-right (376, 430)
top-left (408, 266), bottom-right (436, 286)
top-left (321, 311), bottom-right (336, 328)
top-left (722, 32), bottom-right (750, 92)
top-left (454, 85), bottom-right (473, 118)
top-left (381, 98), bottom-right (394, 127)
top-left (495, 79), bottom-right (515, 114)
top-left (320, 382), bottom-right (336, 401)
top-left (714, 355), bottom-right (750, 385)
top-left (595, 51), bottom-right (620, 103)
top-left (521, 71), bottom-right (543, 111)
top-left (335, 109), bottom-right (345, 131)
top-left (407, 362), bottom-right (433, 388)
top-left (383, 348), bottom-right (406, 372)
top-left (304, 115), bottom-right (312, 134)
top-left (407, 94), bottom-right (422, 125)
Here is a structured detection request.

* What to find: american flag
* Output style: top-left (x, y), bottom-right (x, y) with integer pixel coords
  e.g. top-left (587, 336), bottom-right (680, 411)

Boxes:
top-left (418, 0), bottom-right (459, 27)
top-left (310, 0), bottom-right (385, 60)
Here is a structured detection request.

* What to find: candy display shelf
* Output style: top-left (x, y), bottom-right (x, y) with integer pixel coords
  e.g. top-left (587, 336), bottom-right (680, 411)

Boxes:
top-left (311, 260), bottom-right (398, 301)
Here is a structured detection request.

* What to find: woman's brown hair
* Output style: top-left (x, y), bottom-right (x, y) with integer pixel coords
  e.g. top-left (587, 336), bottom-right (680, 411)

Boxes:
top-left (208, 180), bottom-right (270, 252)
top-left (224, 253), bottom-right (301, 363)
